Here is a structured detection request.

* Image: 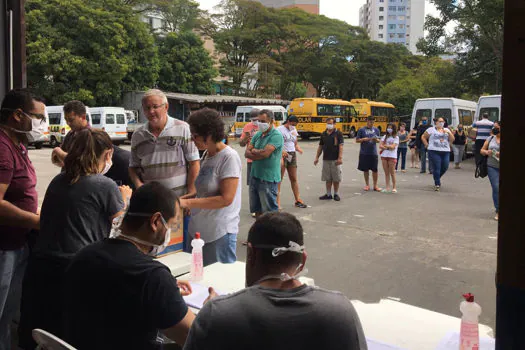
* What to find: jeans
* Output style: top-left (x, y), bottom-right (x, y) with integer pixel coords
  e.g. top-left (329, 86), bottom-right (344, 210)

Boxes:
top-left (249, 177), bottom-right (279, 214)
top-left (396, 147), bottom-right (407, 170)
top-left (427, 150), bottom-right (450, 186)
top-left (452, 144), bottom-right (465, 164)
top-left (487, 166), bottom-right (499, 212)
top-left (202, 233), bottom-right (237, 266)
top-left (0, 245), bottom-right (28, 350)
top-left (419, 147), bottom-right (433, 173)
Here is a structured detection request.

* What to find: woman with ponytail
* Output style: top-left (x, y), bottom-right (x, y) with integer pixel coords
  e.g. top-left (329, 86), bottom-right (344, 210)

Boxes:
top-left (18, 129), bottom-right (132, 349)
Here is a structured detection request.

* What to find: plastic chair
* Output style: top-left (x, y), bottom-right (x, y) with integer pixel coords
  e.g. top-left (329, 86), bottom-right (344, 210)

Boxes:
top-left (32, 329), bottom-right (77, 350)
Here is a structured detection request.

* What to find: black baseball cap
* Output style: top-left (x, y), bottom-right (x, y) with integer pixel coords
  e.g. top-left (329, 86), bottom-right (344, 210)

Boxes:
top-left (286, 116), bottom-right (299, 123)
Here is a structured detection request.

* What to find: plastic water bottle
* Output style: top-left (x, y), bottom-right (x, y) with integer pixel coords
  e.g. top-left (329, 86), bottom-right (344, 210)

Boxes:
top-left (190, 232), bottom-right (205, 282)
top-left (459, 293), bottom-right (481, 350)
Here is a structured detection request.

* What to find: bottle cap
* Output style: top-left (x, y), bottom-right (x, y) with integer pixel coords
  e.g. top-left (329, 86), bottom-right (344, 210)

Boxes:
top-left (195, 232), bottom-right (201, 239)
top-left (463, 293), bottom-right (475, 302)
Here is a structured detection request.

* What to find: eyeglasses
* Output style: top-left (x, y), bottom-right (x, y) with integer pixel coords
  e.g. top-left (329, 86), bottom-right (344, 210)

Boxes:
top-left (143, 103), bottom-right (166, 112)
top-left (22, 111), bottom-right (46, 125)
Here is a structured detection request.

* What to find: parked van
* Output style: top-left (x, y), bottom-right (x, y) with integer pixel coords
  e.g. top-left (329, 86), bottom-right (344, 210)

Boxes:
top-left (233, 105), bottom-right (287, 136)
top-left (89, 107), bottom-right (128, 144)
top-left (476, 95), bottom-right (501, 122)
top-left (46, 105), bottom-right (92, 147)
top-left (410, 98), bottom-right (477, 129)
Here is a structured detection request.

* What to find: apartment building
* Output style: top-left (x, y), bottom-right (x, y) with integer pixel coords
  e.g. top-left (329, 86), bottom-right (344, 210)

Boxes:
top-left (359, 0), bottom-right (425, 54)
top-left (254, 0), bottom-right (320, 14)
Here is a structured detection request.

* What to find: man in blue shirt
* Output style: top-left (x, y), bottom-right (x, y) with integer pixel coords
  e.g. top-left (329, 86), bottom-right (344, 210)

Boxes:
top-left (245, 110), bottom-right (284, 217)
top-left (356, 117), bottom-right (381, 191)
top-left (472, 112), bottom-right (495, 164)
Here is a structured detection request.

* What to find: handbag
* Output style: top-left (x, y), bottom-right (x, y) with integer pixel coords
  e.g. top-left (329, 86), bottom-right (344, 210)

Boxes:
top-left (475, 156), bottom-right (488, 178)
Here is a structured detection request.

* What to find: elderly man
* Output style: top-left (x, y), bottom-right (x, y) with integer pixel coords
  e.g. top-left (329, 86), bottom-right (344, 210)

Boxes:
top-left (245, 110), bottom-right (284, 217)
top-left (129, 89), bottom-right (199, 249)
top-left (184, 212), bottom-right (368, 350)
top-left (0, 89), bottom-right (44, 350)
top-left (62, 182), bottom-right (195, 349)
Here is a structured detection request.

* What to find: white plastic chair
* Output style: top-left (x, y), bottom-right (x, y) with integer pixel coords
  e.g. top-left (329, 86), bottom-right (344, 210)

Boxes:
top-left (32, 329), bottom-right (77, 350)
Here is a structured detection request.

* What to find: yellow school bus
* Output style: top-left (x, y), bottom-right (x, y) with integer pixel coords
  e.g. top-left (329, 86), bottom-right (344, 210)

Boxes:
top-left (288, 98), bottom-right (358, 139)
top-left (350, 99), bottom-right (397, 134)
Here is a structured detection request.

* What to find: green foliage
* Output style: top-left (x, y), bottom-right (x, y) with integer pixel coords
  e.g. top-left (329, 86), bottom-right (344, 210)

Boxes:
top-left (26, 0), bottom-right (159, 105)
top-left (416, 0), bottom-right (504, 95)
top-left (156, 32), bottom-right (217, 94)
top-left (155, 0), bottom-right (202, 33)
top-left (378, 77), bottom-right (425, 116)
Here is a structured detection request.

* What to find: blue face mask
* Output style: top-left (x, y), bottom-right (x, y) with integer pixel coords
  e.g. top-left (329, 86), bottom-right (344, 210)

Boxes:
top-left (422, 120), bottom-right (428, 125)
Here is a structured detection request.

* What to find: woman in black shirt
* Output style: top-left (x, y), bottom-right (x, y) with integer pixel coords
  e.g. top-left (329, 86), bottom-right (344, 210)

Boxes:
top-left (452, 124), bottom-right (468, 169)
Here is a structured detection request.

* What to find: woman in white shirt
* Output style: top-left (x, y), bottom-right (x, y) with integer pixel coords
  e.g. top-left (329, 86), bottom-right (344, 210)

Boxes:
top-left (379, 123), bottom-right (399, 193)
top-left (181, 108), bottom-right (242, 266)
top-left (421, 117), bottom-right (455, 191)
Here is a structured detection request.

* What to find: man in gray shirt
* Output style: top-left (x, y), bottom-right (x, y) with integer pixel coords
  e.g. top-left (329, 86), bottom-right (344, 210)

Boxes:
top-left (183, 212), bottom-right (368, 350)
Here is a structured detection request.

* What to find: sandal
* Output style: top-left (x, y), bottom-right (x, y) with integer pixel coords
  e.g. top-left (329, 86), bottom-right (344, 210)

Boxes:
top-left (374, 187), bottom-right (382, 192)
top-left (295, 201), bottom-right (308, 208)
top-left (363, 185), bottom-right (370, 191)
top-left (392, 189), bottom-right (398, 193)
top-left (381, 189), bottom-right (391, 193)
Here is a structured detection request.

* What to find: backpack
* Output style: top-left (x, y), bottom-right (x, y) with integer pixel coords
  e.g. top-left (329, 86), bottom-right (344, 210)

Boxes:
top-left (474, 136), bottom-right (493, 179)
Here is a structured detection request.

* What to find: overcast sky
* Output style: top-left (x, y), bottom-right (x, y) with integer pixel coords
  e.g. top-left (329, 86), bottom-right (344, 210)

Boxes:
top-left (195, 0), bottom-right (440, 26)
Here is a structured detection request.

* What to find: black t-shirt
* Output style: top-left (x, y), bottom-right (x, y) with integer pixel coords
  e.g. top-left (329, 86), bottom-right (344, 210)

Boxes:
top-left (453, 131), bottom-right (466, 145)
top-left (62, 239), bottom-right (188, 350)
top-left (319, 130), bottom-right (344, 160)
top-left (106, 145), bottom-right (134, 188)
top-left (416, 124), bottom-right (431, 148)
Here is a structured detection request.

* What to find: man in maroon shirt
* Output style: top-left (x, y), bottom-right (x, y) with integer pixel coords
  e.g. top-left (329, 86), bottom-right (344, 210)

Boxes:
top-left (0, 89), bottom-right (43, 350)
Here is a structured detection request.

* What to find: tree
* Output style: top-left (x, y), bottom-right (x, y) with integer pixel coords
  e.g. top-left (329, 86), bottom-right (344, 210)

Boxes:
top-left (156, 0), bottom-right (201, 33)
top-left (26, 0), bottom-right (159, 105)
top-left (156, 32), bottom-right (217, 94)
top-left (416, 0), bottom-right (504, 94)
top-left (378, 77), bottom-right (426, 116)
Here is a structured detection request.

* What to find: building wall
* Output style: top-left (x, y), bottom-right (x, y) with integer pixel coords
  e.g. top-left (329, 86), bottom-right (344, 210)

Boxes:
top-left (255, 0), bottom-right (319, 14)
top-left (408, 0), bottom-right (425, 54)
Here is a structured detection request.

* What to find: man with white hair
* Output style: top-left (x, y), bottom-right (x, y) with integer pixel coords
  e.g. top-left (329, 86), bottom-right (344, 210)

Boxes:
top-left (129, 89), bottom-right (199, 250)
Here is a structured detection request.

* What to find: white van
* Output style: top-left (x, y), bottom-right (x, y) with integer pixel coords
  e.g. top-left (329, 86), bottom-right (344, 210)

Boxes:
top-left (476, 95), bottom-right (501, 122)
top-left (46, 105), bottom-right (92, 147)
top-left (410, 98), bottom-right (477, 129)
top-left (89, 107), bottom-right (128, 144)
top-left (233, 105), bottom-right (287, 136)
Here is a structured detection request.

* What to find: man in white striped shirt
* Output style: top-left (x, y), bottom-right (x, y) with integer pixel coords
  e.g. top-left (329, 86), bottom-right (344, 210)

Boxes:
top-left (472, 112), bottom-right (494, 163)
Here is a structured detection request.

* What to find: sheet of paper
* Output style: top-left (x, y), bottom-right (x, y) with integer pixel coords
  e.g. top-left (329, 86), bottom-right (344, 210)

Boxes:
top-left (183, 282), bottom-right (222, 309)
top-left (435, 331), bottom-right (495, 350)
top-left (366, 338), bottom-right (406, 350)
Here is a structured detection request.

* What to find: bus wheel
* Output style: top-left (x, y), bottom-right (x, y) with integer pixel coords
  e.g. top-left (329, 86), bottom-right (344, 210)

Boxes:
top-left (349, 128), bottom-right (356, 138)
top-left (50, 136), bottom-right (59, 148)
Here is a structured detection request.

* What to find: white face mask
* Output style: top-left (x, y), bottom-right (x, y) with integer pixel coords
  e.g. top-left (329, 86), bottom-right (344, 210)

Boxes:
top-left (101, 159), bottom-right (113, 175)
top-left (111, 213), bottom-right (172, 256)
top-left (258, 121), bottom-right (270, 133)
top-left (387, 128), bottom-right (393, 134)
top-left (437, 122), bottom-right (444, 128)
top-left (326, 124), bottom-right (334, 130)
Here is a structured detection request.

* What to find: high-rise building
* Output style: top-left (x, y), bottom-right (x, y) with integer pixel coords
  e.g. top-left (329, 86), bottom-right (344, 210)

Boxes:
top-left (359, 0), bottom-right (425, 54)
top-left (254, 0), bottom-right (320, 15)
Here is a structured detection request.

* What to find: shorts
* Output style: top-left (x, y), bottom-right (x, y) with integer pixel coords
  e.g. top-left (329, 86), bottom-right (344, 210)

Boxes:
top-left (249, 177), bottom-right (279, 214)
top-left (284, 152), bottom-right (297, 168)
top-left (246, 162), bottom-right (252, 186)
top-left (322, 160), bottom-right (342, 182)
top-left (358, 154), bottom-right (378, 172)
top-left (381, 157), bottom-right (397, 164)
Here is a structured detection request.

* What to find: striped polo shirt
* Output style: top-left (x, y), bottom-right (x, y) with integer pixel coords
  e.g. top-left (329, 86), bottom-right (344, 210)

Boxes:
top-left (130, 117), bottom-right (199, 196)
top-left (472, 118), bottom-right (494, 140)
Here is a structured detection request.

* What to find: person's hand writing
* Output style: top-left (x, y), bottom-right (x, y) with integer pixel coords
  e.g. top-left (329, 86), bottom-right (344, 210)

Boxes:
top-left (203, 287), bottom-right (219, 305)
top-left (177, 280), bottom-right (192, 296)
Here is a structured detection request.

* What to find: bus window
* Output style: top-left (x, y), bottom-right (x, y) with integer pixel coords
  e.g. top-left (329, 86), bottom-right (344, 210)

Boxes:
top-left (236, 113), bottom-right (244, 122)
top-left (317, 104), bottom-right (345, 116)
top-left (458, 109), bottom-right (474, 125)
top-left (274, 112), bottom-right (284, 121)
top-left (435, 109), bottom-right (452, 125)
top-left (479, 108), bottom-right (499, 122)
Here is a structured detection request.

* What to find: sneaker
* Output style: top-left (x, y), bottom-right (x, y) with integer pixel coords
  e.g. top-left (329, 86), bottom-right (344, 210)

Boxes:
top-left (434, 185), bottom-right (440, 192)
top-left (295, 201), bottom-right (308, 208)
top-left (333, 194), bottom-right (341, 201)
top-left (319, 194), bottom-right (333, 200)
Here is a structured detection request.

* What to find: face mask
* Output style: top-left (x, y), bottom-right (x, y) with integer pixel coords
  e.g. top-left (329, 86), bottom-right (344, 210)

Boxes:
top-left (257, 122), bottom-right (270, 133)
top-left (422, 120), bottom-right (428, 125)
top-left (326, 124), bottom-right (334, 130)
top-left (492, 128), bottom-right (500, 135)
top-left (7, 110), bottom-right (39, 134)
top-left (458, 128), bottom-right (463, 131)
top-left (101, 160), bottom-right (113, 175)
top-left (437, 122), bottom-right (444, 128)
top-left (387, 128), bottom-right (393, 134)
top-left (111, 213), bottom-right (172, 256)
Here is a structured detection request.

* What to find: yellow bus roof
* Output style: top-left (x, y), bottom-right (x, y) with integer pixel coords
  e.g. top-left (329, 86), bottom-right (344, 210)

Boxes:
top-left (291, 98), bottom-right (354, 106)
top-left (350, 99), bottom-right (395, 108)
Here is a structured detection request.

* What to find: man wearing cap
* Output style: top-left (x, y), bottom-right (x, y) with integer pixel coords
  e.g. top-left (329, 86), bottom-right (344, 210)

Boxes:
top-left (277, 116), bottom-right (307, 208)
top-left (472, 112), bottom-right (494, 164)
top-left (184, 212), bottom-right (368, 350)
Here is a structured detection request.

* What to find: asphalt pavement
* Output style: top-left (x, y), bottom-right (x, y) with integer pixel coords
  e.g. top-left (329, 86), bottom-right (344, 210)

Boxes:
top-left (29, 138), bottom-right (497, 327)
